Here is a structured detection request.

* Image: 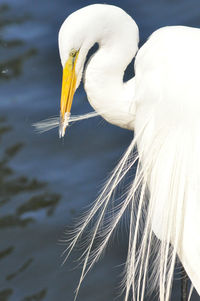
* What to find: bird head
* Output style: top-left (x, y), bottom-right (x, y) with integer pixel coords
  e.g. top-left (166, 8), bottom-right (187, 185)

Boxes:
top-left (58, 6), bottom-right (90, 137)
top-left (58, 4), bottom-right (138, 137)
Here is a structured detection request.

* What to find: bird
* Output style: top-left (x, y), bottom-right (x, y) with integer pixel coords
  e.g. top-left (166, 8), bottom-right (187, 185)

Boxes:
top-left (57, 3), bottom-right (200, 301)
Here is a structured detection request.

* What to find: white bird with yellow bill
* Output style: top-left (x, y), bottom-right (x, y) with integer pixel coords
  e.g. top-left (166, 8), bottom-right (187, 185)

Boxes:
top-left (36, 4), bottom-right (200, 301)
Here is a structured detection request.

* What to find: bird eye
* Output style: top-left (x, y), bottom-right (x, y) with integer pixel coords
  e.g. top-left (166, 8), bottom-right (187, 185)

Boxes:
top-left (70, 49), bottom-right (77, 57)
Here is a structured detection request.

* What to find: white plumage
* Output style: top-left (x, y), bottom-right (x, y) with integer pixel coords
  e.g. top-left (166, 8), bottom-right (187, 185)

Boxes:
top-left (134, 26), bottom-right (200, 298)
top-left (38, 4), bottom-right (200, 301)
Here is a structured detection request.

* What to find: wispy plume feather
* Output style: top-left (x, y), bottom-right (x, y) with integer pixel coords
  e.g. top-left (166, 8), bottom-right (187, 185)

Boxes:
top-left (32, 111), bottom-right (100, 134)
top-left (61, 114), bottom-right (195, 301)
top-left (34, 109), bottom-right (194, 301)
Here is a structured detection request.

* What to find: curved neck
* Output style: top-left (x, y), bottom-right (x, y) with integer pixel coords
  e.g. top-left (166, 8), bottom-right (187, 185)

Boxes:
top-left (84, 19), bottom-right (139, 130)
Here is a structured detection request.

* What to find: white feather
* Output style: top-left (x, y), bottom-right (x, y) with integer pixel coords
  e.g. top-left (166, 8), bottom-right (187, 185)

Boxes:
top-left (33, 111), bottom-right (100, 134)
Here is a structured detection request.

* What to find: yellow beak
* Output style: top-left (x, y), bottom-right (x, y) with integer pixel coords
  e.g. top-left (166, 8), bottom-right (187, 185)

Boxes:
top-left (59, 50), bottom-right (79, 137)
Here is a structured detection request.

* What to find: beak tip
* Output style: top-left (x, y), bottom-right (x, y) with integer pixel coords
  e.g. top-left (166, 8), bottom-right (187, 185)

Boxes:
top-left (59, 122), bottom-right (66, 138)
top-left (59, 112), bottom-right (71, 138)
top-left (59, 129), bottom-right (64, 139)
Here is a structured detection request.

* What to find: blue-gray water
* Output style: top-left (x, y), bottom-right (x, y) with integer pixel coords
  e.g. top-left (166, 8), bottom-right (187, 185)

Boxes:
top-left (0, 0), bottom-right (200, 300)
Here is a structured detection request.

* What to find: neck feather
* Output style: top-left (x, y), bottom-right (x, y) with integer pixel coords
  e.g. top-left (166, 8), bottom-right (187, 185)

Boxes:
top-left (84, 17), bottom-right (139, 130)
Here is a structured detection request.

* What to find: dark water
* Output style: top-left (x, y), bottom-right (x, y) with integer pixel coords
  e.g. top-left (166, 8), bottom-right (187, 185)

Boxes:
top-left (0, 0), bottom-right (200, 300)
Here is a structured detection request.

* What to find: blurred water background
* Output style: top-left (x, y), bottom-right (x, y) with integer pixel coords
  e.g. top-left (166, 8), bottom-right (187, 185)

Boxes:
top-left (0, 0), bottom-right (200, 300)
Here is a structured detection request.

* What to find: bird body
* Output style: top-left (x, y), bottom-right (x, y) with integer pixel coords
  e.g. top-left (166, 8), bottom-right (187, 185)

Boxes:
top-left (56, 4), bottom-right (200, 301)
top-left (134, 26), bottom-right (200, 297)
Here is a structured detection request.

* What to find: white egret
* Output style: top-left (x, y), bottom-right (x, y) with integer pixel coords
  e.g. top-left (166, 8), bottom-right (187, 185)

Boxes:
top-left (37, 4), bottom-right (200, 301)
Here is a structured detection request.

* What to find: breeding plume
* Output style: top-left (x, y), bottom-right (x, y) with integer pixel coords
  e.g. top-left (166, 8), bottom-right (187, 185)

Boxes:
top-left (37, 4), bottom-right (200, 301)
